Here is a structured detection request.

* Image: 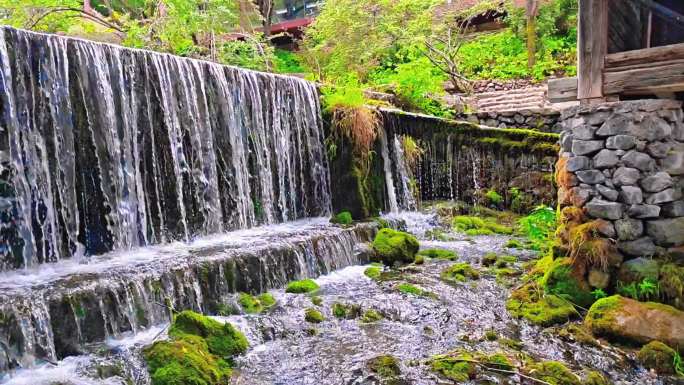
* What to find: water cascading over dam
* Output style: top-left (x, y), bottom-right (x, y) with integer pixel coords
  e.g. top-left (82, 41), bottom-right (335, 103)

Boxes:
top-left (0, 26), bottom-right (331, 272)
top-left (0, 27), bottom-right (384, 376)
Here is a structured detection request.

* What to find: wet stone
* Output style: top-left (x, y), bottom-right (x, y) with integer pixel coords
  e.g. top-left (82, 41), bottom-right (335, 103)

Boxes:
top-left (606, 135), bottom-right (637, 150)
top-left (646, 217), bottom-right (684, 247)
top-left (641, 172), bottom-right (673, 193)
top-left (618, 237), bottom-right (657, 257)
top-left (621, 151), bottom-right (655, 172)
top-left (646, 188), bottom-right (681, 205)
top-left (662, 144), bottom-right (684, 176)
top-left (613, 167), bottom-right (640, 186)
top-left (597, 114), bottom-right (631, 136)
top-left (627, 204), bottom-right (661, 219)
top-left (646, 142), bottom-right (672, 159)
top-left (619, 186), bottom-right (643, 205)
top-left (561, 133), bottom-right (574, 153)
top-left (593, 149), bottom-right (619, 169)
top-left (630, 116), bottom-right (672, 141)
top-left (576, 170), bottom-right (605, 184)
top-left (597, 185), bottom-right (619, 201)
top-left (566, 156), bottom-right (591, 172)
top-left (573, 124), bottom-right (596, 140)
top-left (585, 199), bottom-right (624, 220)
top-left (662, 201), bottom-right (684, 218)
top-left (572, 140), bottom-right (605, 156)
top-left (615, 218), bottom-right (644, 241)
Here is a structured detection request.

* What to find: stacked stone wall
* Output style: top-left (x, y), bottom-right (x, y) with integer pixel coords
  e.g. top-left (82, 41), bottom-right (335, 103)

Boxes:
top-left (557, 100), bottom-right (684, 293)
top-left (457, 108), bottom-right (561, 132)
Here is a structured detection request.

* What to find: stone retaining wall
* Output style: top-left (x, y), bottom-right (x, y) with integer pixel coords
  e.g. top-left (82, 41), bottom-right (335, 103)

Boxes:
top-left (557, 100), bottom-right (684, 280)
top-left (457, 108), bottom-right (561, 132)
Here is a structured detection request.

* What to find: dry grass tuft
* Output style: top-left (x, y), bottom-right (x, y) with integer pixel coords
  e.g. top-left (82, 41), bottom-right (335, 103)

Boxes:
top-left (331, 105), bottom-right (380, 157)
top-left (568, 221), bottom-right (616, 274)
top-left (555, 157), bottom-right (576, 190)
top-left (401, 135), bottom-right (425, 170)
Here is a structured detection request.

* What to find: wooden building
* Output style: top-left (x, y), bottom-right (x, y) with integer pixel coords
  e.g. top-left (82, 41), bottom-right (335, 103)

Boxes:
top-left (549, 0), bottom-right (684, 104)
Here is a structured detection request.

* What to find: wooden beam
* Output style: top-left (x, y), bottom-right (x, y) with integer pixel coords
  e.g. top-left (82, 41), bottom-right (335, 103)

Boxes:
top-left (548, 77), bottom-right (578, 102)
top-left (604, 60), bottom-right (684, 95)
top-left (605, 43), bottom-right (684, 68)
top-left (577, 0), bottom-right (608, 100)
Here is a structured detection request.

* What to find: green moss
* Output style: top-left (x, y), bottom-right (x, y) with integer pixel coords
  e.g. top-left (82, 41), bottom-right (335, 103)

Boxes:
top-left (483, 353), bottom-right (513, 370)
top-left (660, 263), bottom-right (684, 309)
top-left (360, 309), bottom-right (384, 323)
top-left (144, 337), bottom-right (232, 385)
top-left (583, 295), bottom-right (622, 336)
top-left (331, 302), bottom-right (362, 319)
top-left (583, 371), bottom-right (611, 385)
top-left (304, 308), bottom-right (325, 323)
top-left (331, 211), bottom-right (353, 225)
top-left (169, 311), bottom-right (248, 357)
top-left (485, 189), bottom-right (503, 205)
top-left (440, 262), bottom-right (480, 284)
top-left (557, 324), bottom-right (599, 347)
top-left (238, 293), bottom-right (276, 314)
top-left (311, 296), bottom-right (323, 306)
top-left (452, 215), bottom-right (512, 235)
top-left (484, 329), bottom-right (498, 341)
top-left (637, 341), bottom-right (677, 375)
top-left (364, 266), bottom-right (382, 280)
top-left (414, 254), bottom-right (425, 265)
top-left (397, 283), bottom-right (437, 299)
top-left (285, 279), bottom-right (320, 294)
top-left (367, 355), bottom-right (401, 379)
top-left (505, 239), bottom-right (524, 248)
top-left (542, 258), bottom-right (595, 308)
top-left (526, 361), bottom-right (581, 385)
top-left (481, 253), bottom-right (498, 267)
top-left (429, 352), bottom-right (476, 382)
top-left (417, 248), bottom-right (457, 260)
top-left (373, 217), bottom-right (391, 229)
top-left (499, 338), bottom-right (523, 350)
top-left (506, 283), bottom-right (579, 326)
top-left (371, 228), bottom-right (420, 266)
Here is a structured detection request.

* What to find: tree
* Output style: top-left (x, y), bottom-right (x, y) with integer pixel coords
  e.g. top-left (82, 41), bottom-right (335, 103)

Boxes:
top-left (253, 0), bottom-right (273, 36)
top-left (422, 17), bottom-right (473, 94)
top-left (525, 0), bottom-right (541, 69)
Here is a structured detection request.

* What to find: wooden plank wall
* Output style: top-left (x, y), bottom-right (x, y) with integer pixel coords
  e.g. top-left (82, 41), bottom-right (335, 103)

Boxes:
top-left (577, 0), bottom-right (608, 100)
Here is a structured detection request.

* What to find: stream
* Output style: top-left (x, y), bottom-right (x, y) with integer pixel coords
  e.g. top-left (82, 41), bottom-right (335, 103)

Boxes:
top-left (1, 212), bottom-right (670, 385)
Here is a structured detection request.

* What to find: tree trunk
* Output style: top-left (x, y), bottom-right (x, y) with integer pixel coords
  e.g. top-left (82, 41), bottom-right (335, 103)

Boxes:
top-left (256, 0), bottom-right (273, 36)
top-left (526, 0), bottom-right (540, 70)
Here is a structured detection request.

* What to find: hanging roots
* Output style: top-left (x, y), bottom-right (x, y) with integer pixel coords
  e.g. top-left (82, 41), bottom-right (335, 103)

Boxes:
top-left (331, 105), bottom-right (380, 158)
top-left (568, 220), bottom-right (616, 275)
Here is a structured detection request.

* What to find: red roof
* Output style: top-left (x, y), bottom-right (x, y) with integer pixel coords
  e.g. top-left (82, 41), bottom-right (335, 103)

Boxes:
top-left (270, 17), bottom-right (314, 34)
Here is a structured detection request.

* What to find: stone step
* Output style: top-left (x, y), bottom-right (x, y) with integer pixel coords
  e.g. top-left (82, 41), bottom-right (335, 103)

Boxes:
top-left (478, 102), bottom-right (549, 112)
top-left (477, 95), bottom-right (546, 109)
top-left (474, 86), bottom-right (547, 99)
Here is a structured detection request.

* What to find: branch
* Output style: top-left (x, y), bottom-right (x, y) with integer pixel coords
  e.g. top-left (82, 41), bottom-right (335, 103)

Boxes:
top-left (27, 7), bottom-right (124, 33)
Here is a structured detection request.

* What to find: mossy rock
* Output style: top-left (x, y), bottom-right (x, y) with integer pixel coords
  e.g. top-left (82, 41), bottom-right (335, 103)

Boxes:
top-left (331, 302), bottom-right (362, 319)
top-left (429, 351), bottom-right (476, 382)
top-left (311, 296), bottom-right (323, 306)
top-left (371, 228), bottom-right (420, 266)
top-left (440, 262), bottom-right (480, 284)
top-left (413, 254), bottom-right (425, 265)
top-left (636, 341), bottom-right (677, 375)
top-left (360, 309), bottom-right (384, 323)
top-left (364, 266), bottom-right (382, 280)
top-left (331, 211), bottom-right (353, 225)
top-left (396, 282), bottom-right (437, 299)
top-left (285, 279), bottom-right (320, 294)
top-left (525, 361), bottom-right (581, 385)
top-left (238, 292), bottom-right (276, 314)
top-left (367, 354), bottom-right (401, 379)
top-left (505, 239), bottom-right (524, 249)
top-left (305, 308), bottom-right (325, 323)
top-left (481, 252), bottom-right (498, 267)
top-left (542, 258), bottom-right (595, 309)
top-left (583, 370), bottom-right (612, 385)
top-left (144, 336), bottom-right (232, 385)
top-left (506, 283), bottom-right (579, 326)
top-left (557, 324), bottom-right (599, 347)
top-left (452, 215), bottom-right (513, 235)
top-left (417, 248), bottom-right (457, 261)
top-left (169, 311), bottom-right (248, 357)
top-left (584, 295), bottom-right (684, 348)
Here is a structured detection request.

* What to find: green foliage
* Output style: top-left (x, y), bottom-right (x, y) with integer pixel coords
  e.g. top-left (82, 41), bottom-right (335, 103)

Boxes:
top-left (617, 278), bottom-right (660, 301)
top-left (217, 36), bottom-right (275, 72)
top-left (371, 228), bottom-right (420, 266)
top-left (274, 49), bottom-right (306, 74)
top-left (637, 341), bottom-right (678, 375)
top-left (321, 77), bottom-right (367, 111)
top-left (525, 361), bottom-right (581, 385)
top-left (397, 282), bottom-right (436, 298)
top-left (304, 308), bottom-right (325, 323)
top-left (591, 288), bottom-right (607, 300)
top-left (331, 211), bottom-right (353, 225)
top-left (675, 351), bottom-right (684, 377)
top-left (360, 309), bottom-right (383, 323)
top-left (285, 279), bottom-right (320, 294)
top-left (452, 216), bottom-right (513, 235)
top-left (364, 266), bottom-right (382, 281)
top-left (518, 206), bottom-right (557, 251)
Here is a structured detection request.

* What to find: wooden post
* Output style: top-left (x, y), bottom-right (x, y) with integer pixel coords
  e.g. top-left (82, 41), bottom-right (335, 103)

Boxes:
top-left (577, 0), bottom-right (609, 101)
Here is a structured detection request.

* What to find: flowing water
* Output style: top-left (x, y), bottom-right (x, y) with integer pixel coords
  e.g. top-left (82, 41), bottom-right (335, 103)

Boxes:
top-left (1, 212), bottom-right (669, 385)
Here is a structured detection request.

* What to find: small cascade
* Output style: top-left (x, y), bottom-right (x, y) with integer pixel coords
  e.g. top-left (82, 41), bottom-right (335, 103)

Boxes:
top-left (378, 129), bottom-right (399, 213)
top-left (0, 219), bottom-right (376, 373)
top-left (0, 27), bottom-right (331, 271)
top-left (391, 136), bottom-right (417, 211)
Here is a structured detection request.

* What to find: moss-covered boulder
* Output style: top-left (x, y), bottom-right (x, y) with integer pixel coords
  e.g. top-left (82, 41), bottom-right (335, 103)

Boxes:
top-left (542, 258), bottom-right (595, 309)
top-left (637, 341), bottom-right (678, 375)
top-left (360, 309), bottom-right (384, 323)
top-left (440, 262), bottom-right (480, 283)
top-left (304, 308), bottom-right (325, 323)
top-left (417, 248), bottom-right (457, 260)
top-left (169, 311), bottom-right (248, 357)
top-left (452, 215), bottom-right (513, 235)
top-left (367, 355), bottom-right (401, 380)
top-left (371, 228), bottom-right (419, 266)
top-left (429, 351), bottom-right (477, 382)
top-left (506, 282), bottom-right (579, 326)
top-left (331, 211), bottom-right (353, 225)
top-left (238, 293), bottom-right (276, 314)
top-left (144, 336), bottom-right (233, 385)
top-left (285, 279), bottom-right (320, 294)
top-left (525, 361), bottom-right (581, 385)
top-left (585, 295), bottom-right (684, 348)
top-left (583, 370), bottom-right (612, 385)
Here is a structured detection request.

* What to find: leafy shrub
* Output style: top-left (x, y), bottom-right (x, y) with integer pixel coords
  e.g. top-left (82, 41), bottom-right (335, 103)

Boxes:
top-left (485, 189), bottom-right (503, 206)
top-left (331, 211), bottom-right (353, 225)
top-left (518, 206), bottom-right (557, 251)
top-left (274, 49), bottom-right (306, 74)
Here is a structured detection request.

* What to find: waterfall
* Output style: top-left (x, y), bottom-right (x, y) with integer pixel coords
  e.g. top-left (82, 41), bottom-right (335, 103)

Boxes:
top-left (0, 27), bottom-right (331, 271)
top-left (391, 136), bottom-right (417, 211)
top-left (378, 129), bottom-right (399, 213)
